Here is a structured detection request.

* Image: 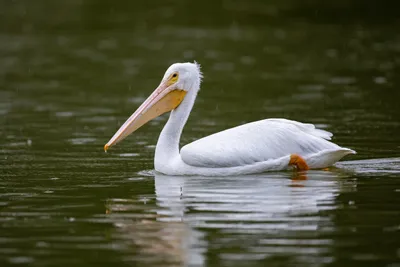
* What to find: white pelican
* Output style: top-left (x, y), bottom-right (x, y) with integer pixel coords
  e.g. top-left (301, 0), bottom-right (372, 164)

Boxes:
top-left (104, 62), bottom-right (355, 176)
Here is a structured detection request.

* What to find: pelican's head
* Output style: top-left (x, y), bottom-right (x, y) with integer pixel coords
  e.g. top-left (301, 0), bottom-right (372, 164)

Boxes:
top-left (104, 62), bottom-right (202, 151)
top-left (161, 62), bottom-right (202, 93)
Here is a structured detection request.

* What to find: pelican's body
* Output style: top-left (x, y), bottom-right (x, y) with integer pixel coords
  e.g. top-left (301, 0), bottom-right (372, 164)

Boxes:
top-left (105, 62), bottom-right (355, 176)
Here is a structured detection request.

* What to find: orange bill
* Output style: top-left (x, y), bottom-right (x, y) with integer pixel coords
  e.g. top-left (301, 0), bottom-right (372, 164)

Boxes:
top-left (104, 85), bottom-right (186, 151)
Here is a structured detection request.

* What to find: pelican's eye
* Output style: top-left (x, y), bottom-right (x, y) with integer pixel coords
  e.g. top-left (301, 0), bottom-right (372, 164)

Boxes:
top-left (167, 72), bottom-right (179, 86)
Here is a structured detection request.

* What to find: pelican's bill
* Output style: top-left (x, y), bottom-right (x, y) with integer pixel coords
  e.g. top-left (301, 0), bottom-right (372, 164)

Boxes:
top-left (104, 89), bottom-right (186, 151)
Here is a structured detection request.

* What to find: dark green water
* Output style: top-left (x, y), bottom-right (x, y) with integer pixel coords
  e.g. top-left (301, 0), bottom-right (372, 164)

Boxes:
top-left (1, 1), bottom-right (400, 266)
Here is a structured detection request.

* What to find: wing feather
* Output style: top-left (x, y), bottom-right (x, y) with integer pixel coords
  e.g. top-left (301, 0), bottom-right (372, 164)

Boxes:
top-left (180, 119), bottom-right (340, 167)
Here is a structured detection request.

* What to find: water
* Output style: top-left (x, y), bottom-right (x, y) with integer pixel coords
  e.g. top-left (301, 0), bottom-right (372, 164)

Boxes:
top-left (1, 1), bottom-right (400, 266)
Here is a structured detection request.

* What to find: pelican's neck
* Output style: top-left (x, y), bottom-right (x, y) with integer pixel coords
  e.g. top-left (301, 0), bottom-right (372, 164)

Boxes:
top-left (155, 87), bottom-right (198, 164)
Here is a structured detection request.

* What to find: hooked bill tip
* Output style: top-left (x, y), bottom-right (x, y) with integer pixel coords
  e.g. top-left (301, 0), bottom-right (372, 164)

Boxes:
top-left (104, 144), bottom-right (109, 152)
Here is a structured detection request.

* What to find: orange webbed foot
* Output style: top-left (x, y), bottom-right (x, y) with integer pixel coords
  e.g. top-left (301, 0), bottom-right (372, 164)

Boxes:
top-left (289, 154), bottom-right (309, 171)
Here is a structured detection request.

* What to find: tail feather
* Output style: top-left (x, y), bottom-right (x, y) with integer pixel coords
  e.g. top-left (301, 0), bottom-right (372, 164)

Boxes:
top-left (305, 148), bottom-right (356, 169)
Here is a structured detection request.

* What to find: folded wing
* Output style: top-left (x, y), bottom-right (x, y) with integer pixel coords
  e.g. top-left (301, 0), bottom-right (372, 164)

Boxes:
top-left (180, 119), bottom-right (344, 167)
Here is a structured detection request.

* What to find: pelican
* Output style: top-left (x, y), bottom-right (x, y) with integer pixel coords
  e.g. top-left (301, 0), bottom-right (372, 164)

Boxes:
top-left (104, 62), bottom-right (355, 176)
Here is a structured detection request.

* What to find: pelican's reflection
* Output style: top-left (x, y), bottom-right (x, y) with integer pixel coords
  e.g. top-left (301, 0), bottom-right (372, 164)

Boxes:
top-left (153, 170), bottom-right (347, 266)
top-left (109, 170), bottom-right (347, 266)
top-left (155, 171), bottom-right (343, 220)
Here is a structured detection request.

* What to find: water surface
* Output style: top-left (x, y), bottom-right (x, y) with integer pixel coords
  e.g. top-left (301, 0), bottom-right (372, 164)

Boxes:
top-left (1, 1), bottom-right (400, 266)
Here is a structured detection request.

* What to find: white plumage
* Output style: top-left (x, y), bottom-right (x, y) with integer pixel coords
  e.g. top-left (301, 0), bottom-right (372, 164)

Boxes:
top-left (105, 62), bottom-right (355, 176)
top-left (181, 118), bottom-right (351, 168)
